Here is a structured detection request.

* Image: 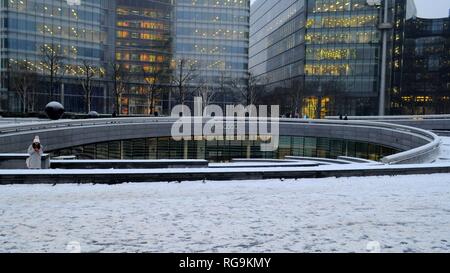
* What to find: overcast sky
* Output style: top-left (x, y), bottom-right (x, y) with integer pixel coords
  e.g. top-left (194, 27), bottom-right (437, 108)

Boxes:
top-left (415, 0), bottom-right (450, 18)
top-left (250, 0), bottom-right (450, 19)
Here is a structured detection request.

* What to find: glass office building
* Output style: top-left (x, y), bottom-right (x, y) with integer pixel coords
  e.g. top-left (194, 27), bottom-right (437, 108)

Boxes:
top-left (305, 0), bottom-right (384, 117)
top-left (174, 0), bottom-right (250, 107)
top-left (115, 0), bottom-right (174, 115)
top-left (391, 16), bottom-right (450, 115)
top-left (249, 0), bottom-right (306, 115)
top-left (0, 0), bottom-right (250, 114)
top-left (0, 0), bottom-right (115, 113)
top-left (250, 0), bottom-right (416, 118)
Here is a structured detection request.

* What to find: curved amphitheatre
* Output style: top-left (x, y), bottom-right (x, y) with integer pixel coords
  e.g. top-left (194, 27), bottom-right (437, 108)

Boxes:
top-left (0, 117), bottom-right (447, 184)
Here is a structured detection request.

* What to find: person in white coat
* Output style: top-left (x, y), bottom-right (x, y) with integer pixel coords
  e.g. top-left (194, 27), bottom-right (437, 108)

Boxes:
top-left (27, 136), bottom-right (44, 169)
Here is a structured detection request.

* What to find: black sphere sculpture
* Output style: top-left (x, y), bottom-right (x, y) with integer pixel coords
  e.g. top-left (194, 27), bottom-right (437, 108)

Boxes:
top-left (88, 111), bottom-right (100, 118)
top-left (45, 102), bottom-right (65, 120)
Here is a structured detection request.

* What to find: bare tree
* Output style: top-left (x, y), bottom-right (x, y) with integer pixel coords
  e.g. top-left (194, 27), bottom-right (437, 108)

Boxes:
top-left (111, 62), bottom-right (130, 115)
top-left (301, 79), bottom-right (345, 118)
top-left (281, 80), bottom-right (297, 117)
top-left (216, 71), bottom-right (231, 108)
top-left (196, 78), bottom-right (218, 106)
top-left (41, 43), bottom-right (65, 101)
top-left (322, 80), bottom-right (345, 116)
top-left (231, 72), bottom-right (259, 106)
top-left (171, 58), bottom-right (199, 106)
top-left (258, 78), bottom-right (298, 117)
top-left (80, 61), bottom-right (98, 113)
top-left (141, 67), bottom-right (162, 115)
top-left (9, 62), bottom-right (37, 113)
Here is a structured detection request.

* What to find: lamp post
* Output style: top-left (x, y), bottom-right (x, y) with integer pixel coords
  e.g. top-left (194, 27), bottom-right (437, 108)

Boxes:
top-left (378, 0), bottom-right (393, 116)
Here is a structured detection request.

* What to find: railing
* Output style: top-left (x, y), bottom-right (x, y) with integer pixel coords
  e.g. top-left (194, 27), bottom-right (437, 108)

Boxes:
top-left (294, 119), bottom-right (441, 164)
top-left (380, 130), bottom-right (441, 164)
top-left (0, 117), bottom-right (441, 164)
top-left (0, 117), bottom-right (179, 135)
top-left (326, 114), bottom-right (450, 120)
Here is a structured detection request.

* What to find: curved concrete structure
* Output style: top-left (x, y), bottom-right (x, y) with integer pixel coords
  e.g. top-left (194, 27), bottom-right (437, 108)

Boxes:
top-left (0, 117), bottom-right (441, 164)
top-left (327, 115), bottom-right (450, 134)
top-left (3, 163), bottom-right (450, 185)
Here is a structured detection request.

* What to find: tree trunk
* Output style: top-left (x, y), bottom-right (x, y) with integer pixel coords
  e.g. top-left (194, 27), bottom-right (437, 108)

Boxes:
top-left (113, 82), bottom-right (119, 115)
top-left (50, 58), bottom-right (55, 101)
top-left (88, 90), bottom-right (92, 113)
top-left (118, 94), bottom-right (122, 114)
top-left (23, 92), bottom-right (27, 113)
top-left (85, 89), bottom-right (91, 113)
top-left (147, 94), bottom-right (151, 115)
top-left (150, 89), bottom-right (155, 115)
top-left (88, 92), bottom-right (91, 113)
top-left (29, 89), bottom-right (35, 112)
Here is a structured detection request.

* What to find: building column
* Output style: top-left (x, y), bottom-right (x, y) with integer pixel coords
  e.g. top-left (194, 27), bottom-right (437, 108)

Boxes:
top-left (103, 85), bottom-right (107, 114)
top-left (120, 141), bottom-right (124, 160)
top-left (379, 0), bottom-right (393, 116)
top-left (197, 141), bottom-right (205, 159)
top-left (184, 140), bottom-right (189, 160)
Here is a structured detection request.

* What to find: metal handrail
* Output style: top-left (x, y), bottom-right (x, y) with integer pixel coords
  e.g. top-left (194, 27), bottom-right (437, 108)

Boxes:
top-left (326, 114), bottom-right (450, 120)
top-left (0, 117), bottom-right (179, 135)
top-left (287, 119), bottom-right (440, 164)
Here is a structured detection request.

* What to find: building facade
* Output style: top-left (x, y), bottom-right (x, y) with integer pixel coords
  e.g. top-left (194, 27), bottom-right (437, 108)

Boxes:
top-left (391, 16), bottom-right (450, 115)
top-left (115, 0), bottom-right (174, 115)
top-left (250, 0), bottom-right (416, 118)
top-left (174, 0), bottom-right (250, 107)
top-left (0, 0), bottom-right (250, 115)
top-left (0, 0), bottom-right (115, 113)
top-left (249, 0), bottom-right (306, 115)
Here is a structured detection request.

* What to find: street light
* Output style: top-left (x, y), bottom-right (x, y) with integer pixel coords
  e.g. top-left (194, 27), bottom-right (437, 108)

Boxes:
top-left (377, 0), bottom-right (393, 116)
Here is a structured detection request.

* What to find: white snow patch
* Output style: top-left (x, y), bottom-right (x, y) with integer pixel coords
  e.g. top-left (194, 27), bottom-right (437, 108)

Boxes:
top-left (1, 174), bottom-right (450, 253)
top-left (437, 137), bottom-right (450, 162)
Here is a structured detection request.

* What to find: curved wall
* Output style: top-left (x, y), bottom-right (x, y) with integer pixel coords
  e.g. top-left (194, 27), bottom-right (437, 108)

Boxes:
top-left (0, 118), bottom-right (440, 164)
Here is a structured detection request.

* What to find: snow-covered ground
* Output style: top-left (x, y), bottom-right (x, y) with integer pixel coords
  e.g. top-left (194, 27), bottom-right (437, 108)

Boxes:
top-left (437, 137), bottom-right (450, 162)
top-left (1, 174), bottom-right (450, 253)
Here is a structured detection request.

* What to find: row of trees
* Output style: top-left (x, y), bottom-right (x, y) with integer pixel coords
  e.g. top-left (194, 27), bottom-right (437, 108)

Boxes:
top-left (9, 43), bottom-right (262, 115)
top-left (110, 58), bottom-right (261, 115)
top-left (9, 44), bottom-right (102, 113)
top-left (11, 45), bottom-right (383, 117)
